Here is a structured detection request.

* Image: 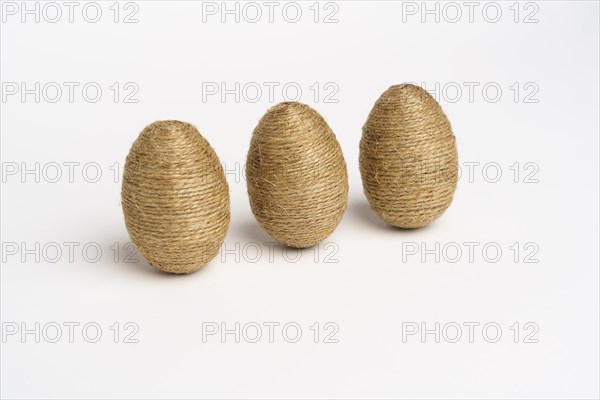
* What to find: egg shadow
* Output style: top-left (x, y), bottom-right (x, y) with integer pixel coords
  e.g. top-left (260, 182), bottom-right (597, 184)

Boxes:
top-left (349, 199), bottom-right (434, 234)
top-left (235, 217), bottom-right (332, 254)
top-left (99, 231), bottom-right (214, 278)
top-left (349, 200), bottom-right (388, 229)
top-left (236, 218), bottom-right (277, 245)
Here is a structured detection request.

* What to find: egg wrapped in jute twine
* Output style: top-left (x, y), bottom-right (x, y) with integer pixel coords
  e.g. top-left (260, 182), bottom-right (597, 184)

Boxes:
top-left (122, 120), bottom-right (230, 274)
top-left (246, 102), bottom-right (348, 248)
top-left (360, 84), bottom-right (458, 228)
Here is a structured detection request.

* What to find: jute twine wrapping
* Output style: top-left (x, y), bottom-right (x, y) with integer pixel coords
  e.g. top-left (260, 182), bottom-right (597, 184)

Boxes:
top-left (360, 84), bottom-right (458, 228)
top-left (246, 102), bottom-right (348, 248)
top-left (122, 120), bottom-right (230, 274)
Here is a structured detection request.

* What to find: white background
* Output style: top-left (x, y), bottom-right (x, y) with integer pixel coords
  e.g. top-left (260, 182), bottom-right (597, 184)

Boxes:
top-left (1, 1), bottom-right (599, 398)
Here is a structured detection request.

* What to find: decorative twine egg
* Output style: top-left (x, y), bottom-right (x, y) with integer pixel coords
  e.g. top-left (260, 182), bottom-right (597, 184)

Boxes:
top-left (121, 120), bottom-right (230, 274)
top-left (246, 102), bottom-right (348, 248)
top-left (360, 84), bottom-right (458, 228)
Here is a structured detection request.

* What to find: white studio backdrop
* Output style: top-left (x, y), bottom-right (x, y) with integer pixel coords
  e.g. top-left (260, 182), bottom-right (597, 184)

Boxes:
top-left (1, 1), bottom-right (599, 399)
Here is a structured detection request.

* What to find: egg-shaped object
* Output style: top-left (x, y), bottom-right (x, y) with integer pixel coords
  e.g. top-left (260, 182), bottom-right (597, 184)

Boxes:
top-left (360, 84), bottom-right (458, 228)
top-left (122, 120), bottom-right (230, 274)
top-left (246, 102), bottom-right (348, 248)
